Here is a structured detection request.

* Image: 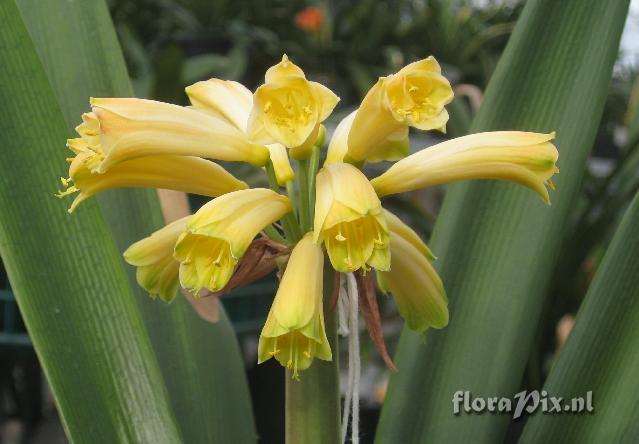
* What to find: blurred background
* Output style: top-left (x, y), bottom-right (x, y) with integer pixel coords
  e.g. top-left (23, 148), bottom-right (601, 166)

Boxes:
top-left (2, 0), bottom-right (639, 442)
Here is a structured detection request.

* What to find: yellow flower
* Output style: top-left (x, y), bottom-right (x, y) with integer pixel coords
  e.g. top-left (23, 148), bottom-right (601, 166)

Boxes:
top-left (266, 144), bottom-right (295, 186)
top-left (57, 151), bottom-right (248, 213)
top-left (185, 79), bottom-right (253, 131)
top-left (377, 219), bottom-right (448, 333)
top-left (324, 110), bottom-right (356, 165)
top-left (371, 131), bottom-right (559, 204)
top-left (314, 163), bottom-right (390, 272)
top-left (124, 216), bottom-right (190, 303)
top-left (258, 233), bottom-right (331, 378)
top-left (346, 56), bottom-right (454, 163)
top-left (74, 97), bottom-right (269, 173)
top-left (174, 188), bottom-right (291, 293)
top-left (247, 55), bottom-right (339, 158)
top-left (186, 78), bottom-right (295, 185)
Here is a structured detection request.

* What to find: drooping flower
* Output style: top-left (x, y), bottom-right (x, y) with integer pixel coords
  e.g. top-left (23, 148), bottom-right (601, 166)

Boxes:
top-left (73, 97), bottom-right (270, 174)
top-left (377, 230), bottom-right (448, 333)
top-left (124, 216), bottom-right (190, 303)
top-left (371, 131), bottom-right (559, 204)
top-left (346, 56), bottom-right (454, 163)
top-left (247, 55), bottom-right (339, 158)
top-left (57, 153), bottom-right (247, 212)
top-left (186, 78), bottom-right (295, 185)
top-left (185, 79), bottom-right (253, 131)
top-left (258, 233), bottom-right (331, 379)
top-left (314, 163), bottom-right (390, 272)
top-left (174, 188), bottom-right (291, 294)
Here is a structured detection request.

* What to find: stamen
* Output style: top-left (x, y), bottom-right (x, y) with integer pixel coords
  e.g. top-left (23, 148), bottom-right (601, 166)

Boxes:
top-left (335, 232), bottom-right (346, 242)
top-left (55, 186), bottom-right (78, 198)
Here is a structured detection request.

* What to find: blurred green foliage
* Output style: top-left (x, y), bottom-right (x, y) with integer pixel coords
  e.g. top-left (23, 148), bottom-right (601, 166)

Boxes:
top-left (108, 0), bottom-right (522, 104)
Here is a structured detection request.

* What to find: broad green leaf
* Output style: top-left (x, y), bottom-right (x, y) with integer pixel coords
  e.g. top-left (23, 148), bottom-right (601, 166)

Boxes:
top-left (377, 0), bottom-right (630, 442)
top-left (14, 0), bottom-right (257, 441)
top-left (520, 191), bottom-right (639, 442)
top-left (0, 2), bottom-right (182, 442)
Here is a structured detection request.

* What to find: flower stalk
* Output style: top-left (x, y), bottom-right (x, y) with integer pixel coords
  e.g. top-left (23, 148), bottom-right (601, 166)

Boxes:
top-left (285, 267), bottom-right (340, 444)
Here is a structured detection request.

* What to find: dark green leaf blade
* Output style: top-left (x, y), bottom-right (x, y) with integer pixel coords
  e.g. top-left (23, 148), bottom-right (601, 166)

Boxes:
top-left (14, 0), bottom-right (257, 441)
top-left (377, 0), bottom-right (630, 442)
top-left (0, 2), bottom-right (183, 441)
top-left (520, 191), bottom-right (639, 442)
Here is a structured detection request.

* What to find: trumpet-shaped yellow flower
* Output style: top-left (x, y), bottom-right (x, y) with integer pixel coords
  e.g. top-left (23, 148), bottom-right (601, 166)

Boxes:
top-left (75, 97), bottom-right (269, 173)
top-left (186, 78), bottom-right (296, 185)
top-left (258, 233), bottom-right (331, 378)
top-left (57, 150), bottom-right (248, 212)
top-left (347, 56), bottom-right (454, 163)
top-left (247, 55), bottom-right (339, 157)
top-left (174, 188), bottom-right (291, 293)
top-left (314, 163), bottom-right (390, 272)
top-left (377, 231), bottom-right (448, 333)
top-left (371, 131), bottom-right (559, 204)
top-left (186, 79), bottom-right (253, 130)
top-left (324, 110), bottom-right (356, 165)
top-left (124, 216), bottom-right (190, 303)
top-left (383, 209), bottom-right (436, 261)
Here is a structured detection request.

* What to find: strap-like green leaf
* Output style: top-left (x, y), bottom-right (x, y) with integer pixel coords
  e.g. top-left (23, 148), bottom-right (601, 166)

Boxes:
top-left (377, 0), bottom-right (630, 442)
top-left (0, 2), bottom-right (183, 441)
top-left (14, 0), bottom-right (257, 441)
top-left (520, 190), bottom-right (639, 442)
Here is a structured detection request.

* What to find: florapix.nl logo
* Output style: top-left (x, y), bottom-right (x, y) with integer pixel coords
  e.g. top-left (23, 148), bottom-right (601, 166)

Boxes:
top-left (452, 390), bottom-right (594, 419)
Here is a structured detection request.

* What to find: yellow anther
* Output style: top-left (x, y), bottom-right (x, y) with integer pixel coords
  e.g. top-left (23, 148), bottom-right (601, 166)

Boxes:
top-left (335, 233), bottom-right (346, 242)
top-left (303, 106), bottom-right (313, 115)
top-left (264, 101), bottom-right (272, 113)
top-left (287, 360), bottom-right (293, 369)
top-left (60, 177), bottom-right (70, 187)
top-left (409, 85), bottom-right (419, 93)
top-left (303, 351), bottom-right (311, 359)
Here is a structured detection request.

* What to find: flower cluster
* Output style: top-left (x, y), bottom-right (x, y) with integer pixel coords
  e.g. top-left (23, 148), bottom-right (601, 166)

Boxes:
top-left (57, 55), bottom-right (558, 378)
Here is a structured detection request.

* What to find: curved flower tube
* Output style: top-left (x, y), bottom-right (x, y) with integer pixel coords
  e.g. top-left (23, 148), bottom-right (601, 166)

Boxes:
top-left (185, 79), bottom-right (253, 130)
top-left (314, 163), bottom-right (390, 272)
top-left (124, 216), bottom-right (190, 303)
top-left (75, 97), bottom-right (270, 173)
top-left (174, 188), bottom-right (291, 293)
top-left (346, 56), bottom-right (454, 163)
top-left (383, 209), bottom-right (436, 261)
top-left (187, 78), bottom-right (296, 185)
top-left (247, 55), bottom-right (339, 158)
top-left (377, 231), bottom-right (449, 334)
top-left (324, 110), bottom-right (356, 165)
top-left (57, 152), bottom-right (248, 213)
top-left (371, 131), bottom-right (559, 204)
top-left (258, 233), bottom-right (331, 379)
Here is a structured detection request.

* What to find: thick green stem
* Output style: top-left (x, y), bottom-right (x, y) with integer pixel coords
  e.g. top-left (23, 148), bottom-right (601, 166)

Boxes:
top-left (297, 158), bottom-right (311, 232)
top-left (308, 145), bottom-right (320, 226)
top-left (285, 267), bottom-right (340, 444)
top-left (263, 224), bottom-right (287, 245)
top-left (265, 160), bottom-right (302, 242)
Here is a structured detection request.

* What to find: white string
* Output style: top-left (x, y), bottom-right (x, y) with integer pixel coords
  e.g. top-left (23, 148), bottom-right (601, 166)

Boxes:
top-left (339, 272), bottom-right (360, 444)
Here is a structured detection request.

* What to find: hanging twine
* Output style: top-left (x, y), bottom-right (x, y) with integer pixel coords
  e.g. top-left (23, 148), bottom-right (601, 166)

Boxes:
top-left (339, 272), bottom-right (361, 444)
